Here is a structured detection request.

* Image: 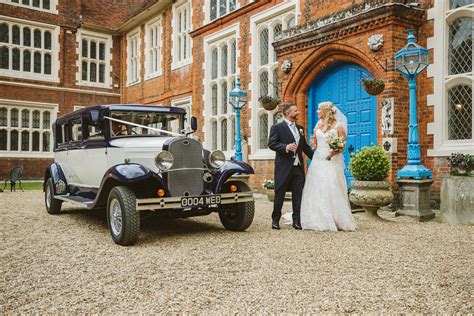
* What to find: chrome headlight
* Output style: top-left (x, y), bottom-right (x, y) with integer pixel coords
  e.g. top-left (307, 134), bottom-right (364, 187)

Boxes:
top-left (209, 150), bottom-right (226, 169)
top-left (155, 151), bottom-right (174, 170)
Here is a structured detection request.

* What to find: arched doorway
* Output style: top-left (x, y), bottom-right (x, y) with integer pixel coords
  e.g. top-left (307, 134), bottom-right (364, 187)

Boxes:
top-left (307, 62), bottom-right (377, 185)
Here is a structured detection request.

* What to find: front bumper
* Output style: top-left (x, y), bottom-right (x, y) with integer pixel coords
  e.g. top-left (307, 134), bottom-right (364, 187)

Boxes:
top-left (136, 192), bottom-right (254, 211)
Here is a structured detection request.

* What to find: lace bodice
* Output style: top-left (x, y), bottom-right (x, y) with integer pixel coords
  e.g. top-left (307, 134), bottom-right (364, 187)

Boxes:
top-left (314, 125), bottom-right (338, 149)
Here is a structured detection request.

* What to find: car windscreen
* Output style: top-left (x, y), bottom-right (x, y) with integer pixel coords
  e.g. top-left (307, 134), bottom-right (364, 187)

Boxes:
top-left (109, 111), bottom-right (184, 137)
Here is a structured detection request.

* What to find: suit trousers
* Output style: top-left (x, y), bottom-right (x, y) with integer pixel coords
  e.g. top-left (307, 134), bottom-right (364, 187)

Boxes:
top-left (272, 165), bottom-right (305, 223)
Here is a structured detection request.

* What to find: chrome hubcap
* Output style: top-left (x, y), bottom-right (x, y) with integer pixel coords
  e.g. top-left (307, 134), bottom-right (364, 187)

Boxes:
top-left (46, 184), bottom-right (51, 208)
top-left (110, 199), bottom-right (122, 236)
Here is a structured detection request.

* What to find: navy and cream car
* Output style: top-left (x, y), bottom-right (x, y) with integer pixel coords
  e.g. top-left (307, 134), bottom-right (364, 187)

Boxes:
top-left (44, 105), bottom-right (255, 245)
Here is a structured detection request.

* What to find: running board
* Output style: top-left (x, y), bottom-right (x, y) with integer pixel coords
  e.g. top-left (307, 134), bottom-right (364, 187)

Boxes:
top-left (55, 195), bottom-right (95, 208)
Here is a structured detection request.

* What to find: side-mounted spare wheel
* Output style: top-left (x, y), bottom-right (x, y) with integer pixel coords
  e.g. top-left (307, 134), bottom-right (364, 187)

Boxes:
top-left (218, 181), bottom-right (255, 231)
top-left (107, 186), bottom-right (140, 246)
top-left (45, 178), bottom-right (62, 214)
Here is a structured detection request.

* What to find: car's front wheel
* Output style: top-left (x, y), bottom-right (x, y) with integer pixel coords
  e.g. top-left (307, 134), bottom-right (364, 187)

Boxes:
top-left (218, 181), bottom-right (255, 231)
top-left (107, 186), bottom-right (140, 246)
top-left (45, 178), bottom-right (62, 214)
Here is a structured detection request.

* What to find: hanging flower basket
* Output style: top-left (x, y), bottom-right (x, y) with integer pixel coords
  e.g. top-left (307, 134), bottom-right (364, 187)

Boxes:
top-left (258, 95), bottom-right (281, 111)
top-left (361, 78), bottom-right (385, 96)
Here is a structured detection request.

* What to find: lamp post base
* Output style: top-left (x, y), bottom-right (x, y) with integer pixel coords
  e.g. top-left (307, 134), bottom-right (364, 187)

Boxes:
top-left (397, 164), bottom-right (433, 180)
top-left (396, 179), bottom-right (435, 222)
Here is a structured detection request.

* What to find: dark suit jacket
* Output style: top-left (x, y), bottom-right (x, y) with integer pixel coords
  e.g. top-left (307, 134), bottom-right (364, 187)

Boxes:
top-left (268, 122), bottom-right (314, 191)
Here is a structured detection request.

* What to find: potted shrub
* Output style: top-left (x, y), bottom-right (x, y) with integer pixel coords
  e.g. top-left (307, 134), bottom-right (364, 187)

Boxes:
top-left (361, 77), bottom-right (385, 96)
top-left (258, 95), bottom-right (280, 111)
top-left (349, 145), bottom-right (393, 220)
top-left (262, 179), bottom-right (275, 201)
top-left (447, 153), bottom-right (473, 176)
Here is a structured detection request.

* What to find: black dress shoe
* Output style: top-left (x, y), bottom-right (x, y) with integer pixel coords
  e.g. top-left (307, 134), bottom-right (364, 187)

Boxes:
top-left (292, 222), bottom-right (302, 230)
top-left (272, 220), bottom-right (280, 230)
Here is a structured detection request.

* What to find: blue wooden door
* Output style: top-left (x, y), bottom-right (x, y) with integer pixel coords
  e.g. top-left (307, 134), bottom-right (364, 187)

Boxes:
top-left (307, 62), bottom-right (377, 186)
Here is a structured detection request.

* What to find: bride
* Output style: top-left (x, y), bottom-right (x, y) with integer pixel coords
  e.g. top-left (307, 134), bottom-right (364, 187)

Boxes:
top-left (300, 101), bottom-right (357, 231)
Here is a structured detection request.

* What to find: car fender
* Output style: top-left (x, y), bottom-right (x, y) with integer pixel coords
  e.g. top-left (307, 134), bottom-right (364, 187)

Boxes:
top-left (43, 163), bottom-right (68, 195)
top-left (215, 160), bottom-right (254, 193)
top-left (93, 163), bottom-right (169, 207)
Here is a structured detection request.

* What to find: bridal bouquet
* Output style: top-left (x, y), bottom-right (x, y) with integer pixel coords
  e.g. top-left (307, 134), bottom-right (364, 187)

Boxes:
top-left (325, 134), bottom-right (346, 160)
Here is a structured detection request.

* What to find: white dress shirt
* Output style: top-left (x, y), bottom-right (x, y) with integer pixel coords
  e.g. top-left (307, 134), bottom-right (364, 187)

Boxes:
top-left (285, 119), bottom-right (300, 166)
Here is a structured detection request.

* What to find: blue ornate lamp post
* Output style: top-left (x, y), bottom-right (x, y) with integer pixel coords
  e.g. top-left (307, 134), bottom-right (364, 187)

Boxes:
top-left (229, 79), bottom-right (248, 161)
top-left (394, 29), bottom-right (432, 179)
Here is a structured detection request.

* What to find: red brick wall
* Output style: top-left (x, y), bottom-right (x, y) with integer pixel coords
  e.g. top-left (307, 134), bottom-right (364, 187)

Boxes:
top-left (0, 2), bottom-right (122, 179)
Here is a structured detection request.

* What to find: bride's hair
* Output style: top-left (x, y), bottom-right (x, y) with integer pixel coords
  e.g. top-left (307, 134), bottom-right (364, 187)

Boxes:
top-left (318, 101), bottom-right (336, 127)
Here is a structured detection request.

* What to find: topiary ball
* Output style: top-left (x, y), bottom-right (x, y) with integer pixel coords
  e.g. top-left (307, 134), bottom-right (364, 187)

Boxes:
top-left (349, 146), bottom-right (390, 181)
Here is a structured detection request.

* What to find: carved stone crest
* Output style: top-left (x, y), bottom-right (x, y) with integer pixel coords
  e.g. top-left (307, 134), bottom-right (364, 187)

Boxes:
top-left (281, 59), bottom-right (292, 74)
top-left (368, 34), bottom-right (384, 51)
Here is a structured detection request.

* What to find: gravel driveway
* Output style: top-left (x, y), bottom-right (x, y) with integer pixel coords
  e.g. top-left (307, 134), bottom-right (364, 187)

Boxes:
top-left (1, 190), bottom-right (472, 313)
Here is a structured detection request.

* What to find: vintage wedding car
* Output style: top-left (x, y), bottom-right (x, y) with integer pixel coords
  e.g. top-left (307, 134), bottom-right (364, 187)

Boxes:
top-left (43, 105), bottom-right (254, 245)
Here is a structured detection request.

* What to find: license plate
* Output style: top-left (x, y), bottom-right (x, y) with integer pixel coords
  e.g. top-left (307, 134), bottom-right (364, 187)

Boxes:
top-left (181, 195), bottom-right (221, 208)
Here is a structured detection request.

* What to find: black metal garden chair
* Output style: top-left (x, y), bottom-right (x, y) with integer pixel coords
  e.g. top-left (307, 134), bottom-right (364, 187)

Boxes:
top-left (3, 165), bottom-right (24, 192)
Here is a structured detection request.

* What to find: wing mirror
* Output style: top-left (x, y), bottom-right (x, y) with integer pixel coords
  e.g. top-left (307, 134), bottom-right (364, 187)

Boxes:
top-left (191, 116), bottom-right (198, 132)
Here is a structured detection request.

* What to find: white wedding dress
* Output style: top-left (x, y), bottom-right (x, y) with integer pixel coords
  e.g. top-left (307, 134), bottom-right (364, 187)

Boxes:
top-left (299, 125), bottom-right (357, 231)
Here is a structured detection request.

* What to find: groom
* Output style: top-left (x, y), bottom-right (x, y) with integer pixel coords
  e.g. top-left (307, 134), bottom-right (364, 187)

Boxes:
top-left (268, 103), bottom-right (314, 230)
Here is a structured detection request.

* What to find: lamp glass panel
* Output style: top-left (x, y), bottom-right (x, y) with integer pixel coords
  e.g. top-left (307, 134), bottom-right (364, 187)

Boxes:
top-left (404, 53), bottom-right (420, 75)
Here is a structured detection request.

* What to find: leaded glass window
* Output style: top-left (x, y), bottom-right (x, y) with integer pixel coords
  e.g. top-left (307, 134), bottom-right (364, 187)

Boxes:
top-left (230, 40), bottom-right (236, 74)
top-left (81, 36), bottom-right (108, 85)
top-left (32, 110), bottom-right (40, 128)
top-left (212, 121), bottom-right (217, 150)
top-left (211, 48), bottom-right (218, 79)
top-left (43, 111), bottom-right (50, 129)
top-left (448, 17), bottom-right (472, 75)
top-left (22, 109), bottom-right (29, 128)
top-left (0, 130), bottom-right (6, 150)
top-left (221, 82), bottom-right (228, 114)
top-left (10, 130), bottom-right (19, 151)
top-left (259, 114), bottom-right (269, 149)
top-left (210, 0), bottom-right (236, 21)
top-left (260, 28), bottom-right (269, 66)
top-left (0, 107), bottom-right (54, 153)
top-left (11, 109), bottom-right (18, 127)
top-left (173, 1), bottom-right (191, 66)
top-left (0, 108), bottom-right (6, 126)
top-left (212, 84), bottom-right (218, 115)
top-left (221, 119), bottom-right (227, 151)
top-left (32, 131), bottom-right (40, 151)
top-left (43, 131), bottom-right (50, 151)
top-left (221, 44), bottom-right (228, 76)
top-left (450, 0), bottom-right (471, 9)
top-left (448, 84), bottom-right (473, 140)
top-left (208, 35), bottom-right (237, 152)
top-left (254, 11), bottom-right (295, 152)
top-left (259, 71), bottom-right (269, 98)
top-left (21, 130), bottom-right (29, 151)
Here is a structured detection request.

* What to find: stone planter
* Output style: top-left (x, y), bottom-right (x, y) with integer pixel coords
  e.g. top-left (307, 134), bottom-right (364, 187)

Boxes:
top-left (265, 189), bottom-right (292, 202)
top-left (266, 188), bottom-right (275, 202)
top-left (349, 180), bottom-right (394, 220)
top-left (440, 176), bottom-right (474, 225)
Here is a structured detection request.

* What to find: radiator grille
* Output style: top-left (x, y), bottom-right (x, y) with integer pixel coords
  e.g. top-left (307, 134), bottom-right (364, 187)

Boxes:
top-left (167, 138), bottom-right (204, 196)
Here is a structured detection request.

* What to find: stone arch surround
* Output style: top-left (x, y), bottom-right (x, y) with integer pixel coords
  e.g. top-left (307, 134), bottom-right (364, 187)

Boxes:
top-left (282, 43), bottom-right (383, 125)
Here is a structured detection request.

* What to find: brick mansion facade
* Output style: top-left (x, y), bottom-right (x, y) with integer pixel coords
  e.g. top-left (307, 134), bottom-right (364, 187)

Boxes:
top-left (0, 0), bottom-right (472, 203)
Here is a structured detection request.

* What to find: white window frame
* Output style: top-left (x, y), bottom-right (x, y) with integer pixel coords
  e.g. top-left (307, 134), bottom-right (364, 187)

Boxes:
top-left (126, 28), bottom-right (141, 86)
top-left (171, 0), bottom-right (192, 70)
top-left (171, 96), bottom-right (192, 130)
top-left (249, 2), bottom-right (296, 160)
top-left (76, 29), bottom-right (113, 88)
top-left (0, 16), bottom-right (59, 83)
top-left (0, 0), bottom-right (59, 14)
top-left (0, 99), bottom-right (57, 158)
top-left (145, 16), bottom-right (163, 80)
top-left (427, 1), bottom-right (474, 156)
top-left (203, 24), bottom-right (239, 159)
top-left (205, 0), bottom-right (239, 24)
